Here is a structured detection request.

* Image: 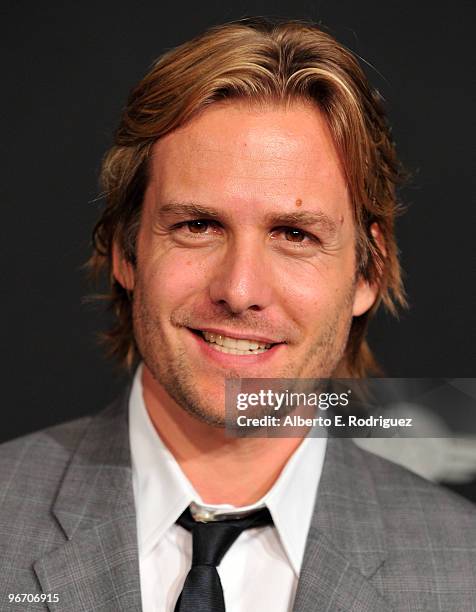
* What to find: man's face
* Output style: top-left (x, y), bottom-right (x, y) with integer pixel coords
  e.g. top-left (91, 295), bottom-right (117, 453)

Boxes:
top-left (114, 101), bottom-right (376, 424)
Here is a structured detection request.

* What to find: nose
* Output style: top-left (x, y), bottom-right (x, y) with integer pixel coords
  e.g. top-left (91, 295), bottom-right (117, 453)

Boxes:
top-left (208, 237), bottom-right (273, 314)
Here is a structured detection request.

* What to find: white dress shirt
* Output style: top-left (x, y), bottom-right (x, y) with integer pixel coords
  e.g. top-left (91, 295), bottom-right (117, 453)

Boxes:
top-left (129, 365), bottom-right (327, 612)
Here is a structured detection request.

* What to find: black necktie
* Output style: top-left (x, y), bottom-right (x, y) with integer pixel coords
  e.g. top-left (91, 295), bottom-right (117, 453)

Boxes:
top-left (174, 506), bottom-right (273, 612)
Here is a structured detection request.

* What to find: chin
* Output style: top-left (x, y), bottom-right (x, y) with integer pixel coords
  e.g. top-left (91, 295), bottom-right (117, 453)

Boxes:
top-left (180, 401), bottom-right (228, 428)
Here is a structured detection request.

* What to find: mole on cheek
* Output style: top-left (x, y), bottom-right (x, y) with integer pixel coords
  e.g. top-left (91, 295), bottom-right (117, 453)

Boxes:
top-left (339, 214), bottom-right (344, 225)
top-left (295, 198), bottom-right (302, 207)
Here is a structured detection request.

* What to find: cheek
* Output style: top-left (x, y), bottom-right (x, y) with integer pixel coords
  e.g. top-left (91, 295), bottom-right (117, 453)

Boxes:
top-left (139, 252), bottom-right (211, 308)
top-left (276, 259), bottom-right (353, 321)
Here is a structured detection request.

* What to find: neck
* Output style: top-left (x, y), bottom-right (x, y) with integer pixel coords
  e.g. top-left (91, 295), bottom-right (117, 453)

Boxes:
top-left (141, 366), bottom-right (303, 507)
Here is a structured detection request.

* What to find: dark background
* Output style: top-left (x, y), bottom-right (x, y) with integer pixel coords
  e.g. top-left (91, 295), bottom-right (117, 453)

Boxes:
top-left (1, 0), bottom-right (475, 445)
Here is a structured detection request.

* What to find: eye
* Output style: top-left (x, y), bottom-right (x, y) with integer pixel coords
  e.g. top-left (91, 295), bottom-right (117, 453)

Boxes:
top-left (170, 219), bottom-right (222, 243)
top-left (271, 226), bottom-right (315, 244)
top-left (173, 219), bottom-right (220, 234)
top-left (187, 220), bottom-right (211, 233)
top-left (283, 228), bottom-right (306, 242)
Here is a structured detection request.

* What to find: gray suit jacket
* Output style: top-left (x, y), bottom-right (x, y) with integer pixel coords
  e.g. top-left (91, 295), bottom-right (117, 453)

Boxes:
top-left (0, 390), bottom-right (475, 612)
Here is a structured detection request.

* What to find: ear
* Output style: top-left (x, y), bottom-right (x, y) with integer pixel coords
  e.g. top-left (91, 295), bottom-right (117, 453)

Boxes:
top-left (352, 223), bottom-right (384, 317)
top-left (112, 241), bottom-right (135, 291)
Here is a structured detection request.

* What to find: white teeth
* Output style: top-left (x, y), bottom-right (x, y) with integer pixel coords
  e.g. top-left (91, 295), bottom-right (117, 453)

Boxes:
top-left (210, 344), bottom-right (268, 355)
top-left (201, 331), bottom-right (272, 353)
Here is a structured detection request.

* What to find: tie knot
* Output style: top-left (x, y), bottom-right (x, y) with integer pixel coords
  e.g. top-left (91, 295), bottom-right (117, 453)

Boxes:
top-left (176, 507), bottom-right (273, 567)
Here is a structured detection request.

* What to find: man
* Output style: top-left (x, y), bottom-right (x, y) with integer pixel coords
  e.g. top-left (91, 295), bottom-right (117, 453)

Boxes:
top-left (0, 18), bottom-right (475, 612)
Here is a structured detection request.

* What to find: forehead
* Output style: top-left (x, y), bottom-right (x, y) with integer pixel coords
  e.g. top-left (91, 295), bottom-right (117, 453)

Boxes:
top-left (147, 101), bottom-right (350, 219)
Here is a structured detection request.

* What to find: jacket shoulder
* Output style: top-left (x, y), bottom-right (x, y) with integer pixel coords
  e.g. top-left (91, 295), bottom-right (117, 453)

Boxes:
top-left (354, 442), bottom-right (476, 540)
top-left (0, 415), bottom-right (93, 500)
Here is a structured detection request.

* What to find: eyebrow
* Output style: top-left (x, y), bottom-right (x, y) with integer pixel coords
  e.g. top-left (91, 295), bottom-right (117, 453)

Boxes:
top-left (157, 202), bottom-right (222, 220)
top-left (262, 210), bottom-right (338, 236)
top-left (156, 201), bottom-right (339, 235)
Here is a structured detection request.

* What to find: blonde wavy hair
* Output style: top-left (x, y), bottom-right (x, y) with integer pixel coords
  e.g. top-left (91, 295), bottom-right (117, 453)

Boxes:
top-left (89, 18), bottom-right (407, 376)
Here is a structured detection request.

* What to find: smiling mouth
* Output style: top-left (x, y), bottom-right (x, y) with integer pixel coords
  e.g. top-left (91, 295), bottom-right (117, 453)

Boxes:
top-left (190, 329), bottom-right (277, 355)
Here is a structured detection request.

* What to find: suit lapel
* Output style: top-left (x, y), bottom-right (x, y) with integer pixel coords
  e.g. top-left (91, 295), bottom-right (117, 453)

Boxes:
top-left (293, 439), bottom-right (392, 612)
top-left (33, 390), bottom-right (142, 611)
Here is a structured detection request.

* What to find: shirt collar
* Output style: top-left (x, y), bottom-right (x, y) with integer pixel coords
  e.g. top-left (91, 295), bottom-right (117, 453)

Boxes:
top-left (129, 365), bottom-right (197, 558)
top-left (129, 364), bottom-right (327, 574)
